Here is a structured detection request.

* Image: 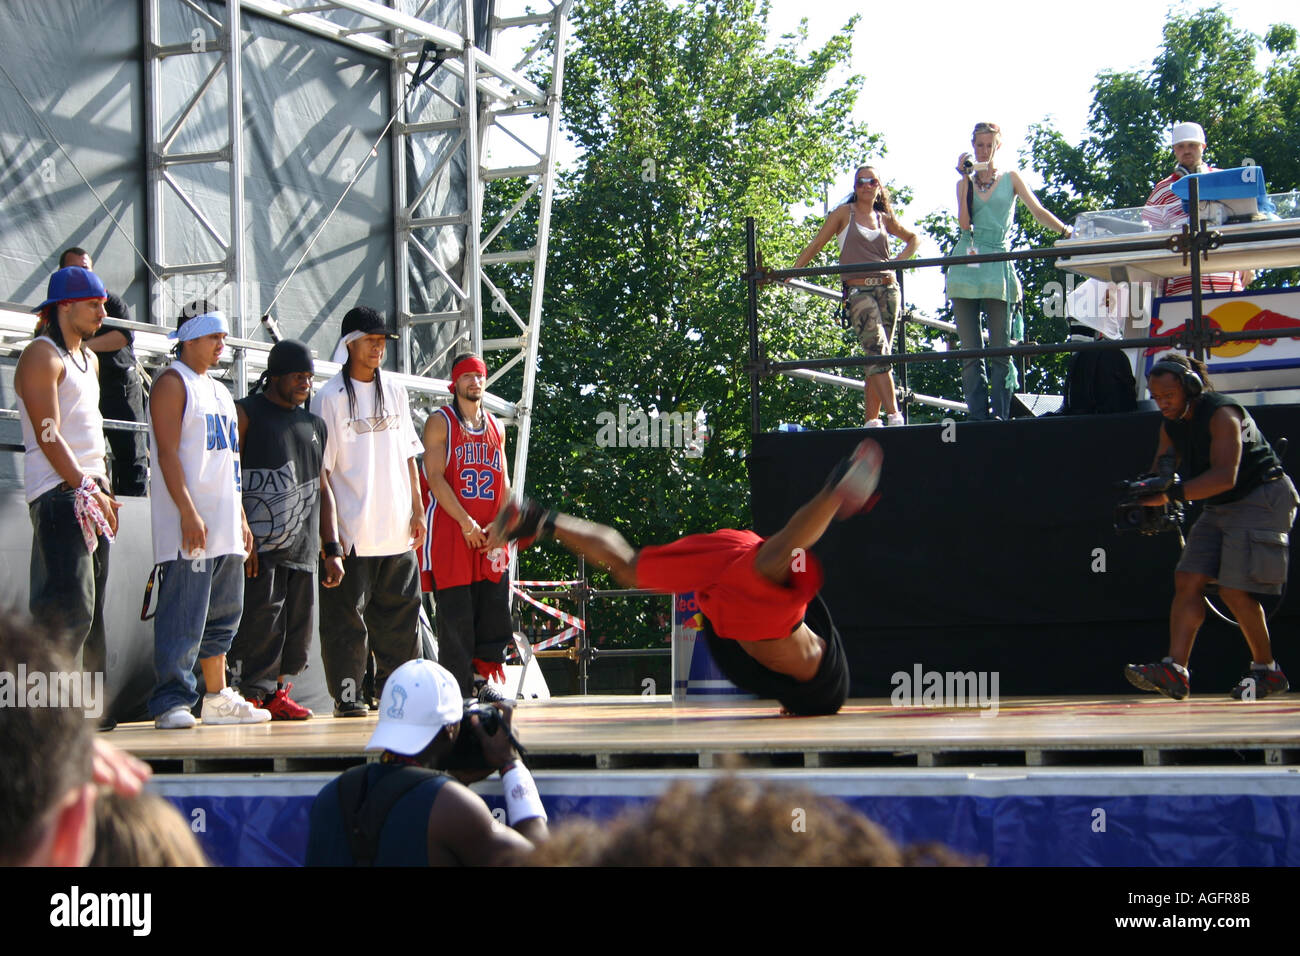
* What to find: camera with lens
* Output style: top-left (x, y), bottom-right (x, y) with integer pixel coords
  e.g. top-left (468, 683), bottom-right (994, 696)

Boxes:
top-left (1114, 453), bottom-right (1185, 535)
top-left (443, 699), bottom-right (524, 771)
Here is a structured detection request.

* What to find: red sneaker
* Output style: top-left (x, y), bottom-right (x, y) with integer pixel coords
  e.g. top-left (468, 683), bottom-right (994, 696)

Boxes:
top-left (264, 683), bottom-right (313, 720)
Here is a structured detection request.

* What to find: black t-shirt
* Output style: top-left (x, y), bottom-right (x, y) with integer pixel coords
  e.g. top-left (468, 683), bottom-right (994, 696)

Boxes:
top-left (88, 293), bottom-right (136, 389)
top-left (1162, 391), bottom-right (1283, 505)
top-left (236, 392), bottom-right (328, 571)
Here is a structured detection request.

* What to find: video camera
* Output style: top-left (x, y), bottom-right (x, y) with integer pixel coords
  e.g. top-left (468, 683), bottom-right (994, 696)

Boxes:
top-left (1114, 453), bottom-right (1185, 536)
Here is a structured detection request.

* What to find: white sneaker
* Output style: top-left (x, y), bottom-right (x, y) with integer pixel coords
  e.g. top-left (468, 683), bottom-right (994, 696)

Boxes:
top-left (155, 706), bottom-right (197, 730)
top-left (827, 438), bottom-right (885, 519)
top-left (201, 687), bottom-right (272, 725)
top-left (887, 412), bottom-right (905, 426)
top-left (864, 418), bottom-right (883, 428)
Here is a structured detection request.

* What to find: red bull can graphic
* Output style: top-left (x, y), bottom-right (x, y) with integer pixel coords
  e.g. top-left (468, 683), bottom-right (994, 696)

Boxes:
top-left (1148, 289), bottom-right (1300, 394)
top-left (670, 592), bottom-right (751, 702)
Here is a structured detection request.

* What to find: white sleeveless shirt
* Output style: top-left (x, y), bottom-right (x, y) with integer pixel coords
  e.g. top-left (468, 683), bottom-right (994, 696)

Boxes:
top-left (148, 360), bottom-right (245, 563)
top-left (17, 337), bottom-right (108, 503)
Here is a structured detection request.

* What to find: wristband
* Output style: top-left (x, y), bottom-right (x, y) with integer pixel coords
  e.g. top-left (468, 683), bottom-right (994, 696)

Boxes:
top-left (322, 541), bottom-right (344, 559)
top-left (501, 763), bottom-right (546, 826)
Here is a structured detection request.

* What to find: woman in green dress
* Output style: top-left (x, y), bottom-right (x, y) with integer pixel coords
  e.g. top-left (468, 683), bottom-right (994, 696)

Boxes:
top-left (947, 122), bottom-right (1072, 420)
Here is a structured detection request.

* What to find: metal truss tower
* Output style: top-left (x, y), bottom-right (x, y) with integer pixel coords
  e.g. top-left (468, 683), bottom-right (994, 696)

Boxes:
top-left (142, 0), bottom-right (572, 493)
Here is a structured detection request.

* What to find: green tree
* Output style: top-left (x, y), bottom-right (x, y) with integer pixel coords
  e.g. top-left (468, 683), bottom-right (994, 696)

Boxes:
top-left (917, 6), bottom-right (1300, 411)
top-left (487, 0), bottom-right (876, 650)
top-left (1026, 6), bottom-right (1300, 285)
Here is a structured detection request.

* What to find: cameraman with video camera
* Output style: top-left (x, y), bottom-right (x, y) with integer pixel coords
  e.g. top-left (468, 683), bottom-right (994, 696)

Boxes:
top-left (306, 659), bottom-right (547, 865)
top-left (1124, 354), bottom-right (1298, 701)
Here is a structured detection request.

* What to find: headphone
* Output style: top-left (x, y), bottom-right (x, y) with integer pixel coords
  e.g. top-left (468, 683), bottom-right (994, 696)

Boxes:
top-left (1149, 359), bottom-right (1204, 398)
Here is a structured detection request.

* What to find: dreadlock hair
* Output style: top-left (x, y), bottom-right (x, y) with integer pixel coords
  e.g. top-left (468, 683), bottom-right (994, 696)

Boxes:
top-left (174, 298), bottom-right (218, 359)
top-left (341, 306), bottom-right (387, 422)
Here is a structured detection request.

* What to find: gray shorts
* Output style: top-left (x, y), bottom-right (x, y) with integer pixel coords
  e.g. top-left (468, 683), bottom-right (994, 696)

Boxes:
top-left (1176, 475), bottom-right (1299, 594)
top-left (846, 284), bottom-right (901, 377)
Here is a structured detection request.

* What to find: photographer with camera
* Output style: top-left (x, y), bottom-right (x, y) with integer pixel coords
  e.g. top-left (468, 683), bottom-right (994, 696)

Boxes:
top-left (1124, 354), bottom-right (1298, 701)
top-left (306, 659), bottom-right (547, 865)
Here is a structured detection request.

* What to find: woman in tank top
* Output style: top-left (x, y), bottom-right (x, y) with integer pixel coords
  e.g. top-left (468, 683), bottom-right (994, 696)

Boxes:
top-left (946, 121), bottom-right (1072, 420)
top-left (791, 164), bottom-right (919, 426)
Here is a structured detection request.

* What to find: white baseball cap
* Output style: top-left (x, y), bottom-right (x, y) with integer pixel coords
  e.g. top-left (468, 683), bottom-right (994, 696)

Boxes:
top-left (1171, 122), bottom-right (1205, 147)
top-left (365, 659), bottom-right (463, 755)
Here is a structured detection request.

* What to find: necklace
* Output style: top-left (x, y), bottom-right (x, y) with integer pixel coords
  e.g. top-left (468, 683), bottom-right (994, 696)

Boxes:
top-left (65, 344), bottom-right (89, 374)
top-left (974, 173), bottom-right (998, 194)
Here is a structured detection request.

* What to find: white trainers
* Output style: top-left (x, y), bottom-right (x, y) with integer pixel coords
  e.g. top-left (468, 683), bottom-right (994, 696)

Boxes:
top-left (864, 418), bottom-right (883, 428)
top-left (886, 412), bottom-right (905, 426)
top-left (201, 687), bottom-right (272, 725)
top-left (155, 706), bottom-right (197, 730)
top-left (827, 438), bottom-right (885, 519)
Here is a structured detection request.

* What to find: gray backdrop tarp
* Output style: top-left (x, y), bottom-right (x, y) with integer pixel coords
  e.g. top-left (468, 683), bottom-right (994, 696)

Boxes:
top-left (0, 0), bottom-right (475, 720)
top-left (0, 0), bottom-right (469, 364)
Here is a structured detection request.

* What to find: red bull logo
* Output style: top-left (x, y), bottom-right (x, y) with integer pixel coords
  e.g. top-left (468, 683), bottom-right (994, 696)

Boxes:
top-left (1148, 301), bottom-right (1300, 358)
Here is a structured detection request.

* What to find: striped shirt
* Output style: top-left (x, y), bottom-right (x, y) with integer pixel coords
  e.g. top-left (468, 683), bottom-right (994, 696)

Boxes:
top-left (1143, 169), bottom-right (1245, 297)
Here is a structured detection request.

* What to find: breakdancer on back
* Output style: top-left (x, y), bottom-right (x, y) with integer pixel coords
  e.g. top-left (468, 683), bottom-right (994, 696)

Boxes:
top-left (486, 439), bottom-right (883, 715)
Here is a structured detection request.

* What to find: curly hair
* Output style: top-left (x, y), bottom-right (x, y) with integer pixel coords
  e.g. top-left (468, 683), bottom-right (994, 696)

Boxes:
top-left (1149, 351), bottom-right (1215, 393)
top-left (518, 777), bottom-right (977, 867)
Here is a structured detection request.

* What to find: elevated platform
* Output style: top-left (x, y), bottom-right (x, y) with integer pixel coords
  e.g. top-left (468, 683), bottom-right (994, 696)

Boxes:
top-left (124, 696), bottom-right (1300, 866)
top-left (749, 409), bottom-right (1300, 697)
top-left (122, 694), bottom-right (1300, 773)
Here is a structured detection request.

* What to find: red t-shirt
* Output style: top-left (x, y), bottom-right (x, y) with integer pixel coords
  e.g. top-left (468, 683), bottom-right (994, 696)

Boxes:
top-left (635, 528), bottom-right (823, 642)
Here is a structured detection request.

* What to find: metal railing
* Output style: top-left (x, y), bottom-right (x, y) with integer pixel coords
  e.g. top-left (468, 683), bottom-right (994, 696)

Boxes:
top-left (744, 176), bottom-right (1300, 434)
top-left (513, 556), bottom-right (673, 695)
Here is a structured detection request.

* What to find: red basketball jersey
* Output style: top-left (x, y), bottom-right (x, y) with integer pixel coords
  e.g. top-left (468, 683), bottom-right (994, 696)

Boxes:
top-left (425, 405), bottom-right (508, 588)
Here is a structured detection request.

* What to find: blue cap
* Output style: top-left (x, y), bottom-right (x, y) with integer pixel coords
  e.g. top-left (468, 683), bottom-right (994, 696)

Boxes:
top-left (34, 267), bottom-right (107, 312)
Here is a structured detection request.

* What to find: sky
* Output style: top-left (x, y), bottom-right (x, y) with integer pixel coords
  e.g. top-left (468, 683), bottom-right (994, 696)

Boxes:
top-left (760, 0), bottom-right (1299, 314)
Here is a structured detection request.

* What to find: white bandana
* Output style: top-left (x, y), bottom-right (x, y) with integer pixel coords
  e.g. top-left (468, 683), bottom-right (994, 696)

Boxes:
top-left (169, 311), bottom-right (230, 341)
top-left (331, 330), bottom-right (367, 365)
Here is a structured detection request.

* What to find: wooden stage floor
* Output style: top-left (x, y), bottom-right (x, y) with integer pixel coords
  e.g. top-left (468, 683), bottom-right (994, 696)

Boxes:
top-left (114, 694), bottom-right (1300, 773)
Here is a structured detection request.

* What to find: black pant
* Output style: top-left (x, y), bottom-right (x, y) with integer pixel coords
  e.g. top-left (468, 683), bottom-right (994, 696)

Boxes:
top-left (102, 370), bottom-right (148, 497)
top-left (228, 559), bottom-right (315, 697)
top-left (434, 576), bottom-right (512, 696)
top-left (318, 551), bottom-right (421, 707)
top-left (28, 485), bottom-right (109, 674)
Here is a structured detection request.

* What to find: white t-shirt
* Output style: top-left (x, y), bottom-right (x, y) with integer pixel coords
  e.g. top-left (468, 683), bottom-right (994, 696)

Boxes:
top-left (312, 372), bottom-right (422, 557)
top-left (148, 360), bottom-right (245, 564)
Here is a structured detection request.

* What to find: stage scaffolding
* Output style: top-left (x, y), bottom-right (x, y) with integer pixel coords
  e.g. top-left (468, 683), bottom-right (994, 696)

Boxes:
top-left (141, 0), bottom-right (572, 492)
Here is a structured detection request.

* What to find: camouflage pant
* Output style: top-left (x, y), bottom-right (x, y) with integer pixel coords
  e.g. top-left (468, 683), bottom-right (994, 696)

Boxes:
top-left (846, 284), bottom-right (901, 377)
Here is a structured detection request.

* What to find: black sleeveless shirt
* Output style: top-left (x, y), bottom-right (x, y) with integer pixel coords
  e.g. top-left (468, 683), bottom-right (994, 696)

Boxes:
top-left (1162, 392), bottom-right (1283, 505)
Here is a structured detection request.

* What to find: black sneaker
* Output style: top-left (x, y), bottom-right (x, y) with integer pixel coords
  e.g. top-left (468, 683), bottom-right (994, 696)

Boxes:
top-left (488, 496), bottom-right (555, 546)
top-left (333, 701), bottom-right (370, 718)
top-left (1230, 666), bottom-right (1289, 701)
top-left (475, 678), bottom-right (509, 704)
top-left (1124, 658), bottom-right (1190, 700)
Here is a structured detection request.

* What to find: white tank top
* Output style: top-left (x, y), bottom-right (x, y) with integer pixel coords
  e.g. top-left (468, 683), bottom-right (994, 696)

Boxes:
top-left (148, 360), bottom-right (245, 563)
top-left (17, 337), bottom-right (108, 503)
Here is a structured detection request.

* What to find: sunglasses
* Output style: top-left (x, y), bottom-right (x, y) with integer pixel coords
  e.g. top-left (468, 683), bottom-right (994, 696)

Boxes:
top-left (856, 177), bottom-right (880, 186)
